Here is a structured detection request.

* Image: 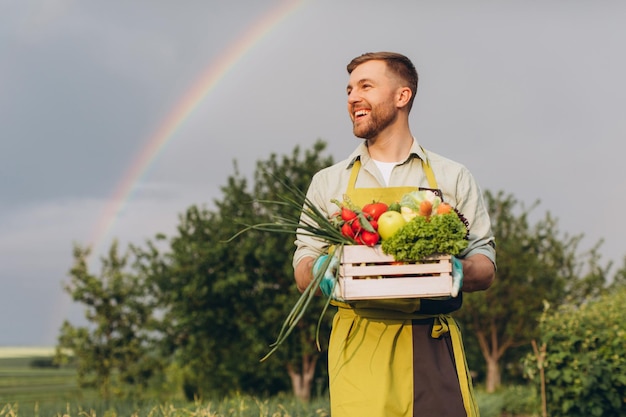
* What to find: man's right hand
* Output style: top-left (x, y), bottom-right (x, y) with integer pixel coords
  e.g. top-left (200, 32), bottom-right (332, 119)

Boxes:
top-left (313, 254), bottom-right (340, 297)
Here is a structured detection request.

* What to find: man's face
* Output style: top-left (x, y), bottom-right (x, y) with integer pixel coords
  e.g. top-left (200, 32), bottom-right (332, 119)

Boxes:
top-left (346, 60), bottom-right (400, 140)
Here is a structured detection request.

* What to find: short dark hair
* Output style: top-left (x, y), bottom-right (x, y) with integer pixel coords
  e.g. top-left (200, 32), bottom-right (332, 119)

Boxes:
top-left (347, 52), bottom-right (418, 111)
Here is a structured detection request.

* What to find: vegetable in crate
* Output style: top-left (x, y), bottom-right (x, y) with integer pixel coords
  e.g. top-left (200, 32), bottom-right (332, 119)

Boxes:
top-left (399, 189), bottom-right (441, 221)
top-left (381, 211), bottom-right (468, 261)
top-left (331, 197), bottom-right (384, 246)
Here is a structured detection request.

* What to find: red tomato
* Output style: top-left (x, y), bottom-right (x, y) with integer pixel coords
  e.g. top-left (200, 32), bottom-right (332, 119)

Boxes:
top-left (341, 222), bottom-right (355, 240)
top-left (358, 230), bottom-right (380, 246)
top-left (362, 202), bottom-right (388, 221)
top-left (341, 207), bottom-right (358, 222)
top-left (351, 218), bottom-right (362, 233)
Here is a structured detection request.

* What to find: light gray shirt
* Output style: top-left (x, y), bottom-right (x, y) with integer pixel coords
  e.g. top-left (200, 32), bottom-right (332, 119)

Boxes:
top-left (293, 139), bottom-right (496, 269)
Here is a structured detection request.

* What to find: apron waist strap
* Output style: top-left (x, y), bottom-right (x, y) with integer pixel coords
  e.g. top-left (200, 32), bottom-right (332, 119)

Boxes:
top-left (337, 305), bottom-right (436, 321)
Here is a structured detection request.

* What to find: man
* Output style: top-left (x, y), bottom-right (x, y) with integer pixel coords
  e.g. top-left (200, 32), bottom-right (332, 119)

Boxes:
top-left (293, 52), bottom-right (496, 417)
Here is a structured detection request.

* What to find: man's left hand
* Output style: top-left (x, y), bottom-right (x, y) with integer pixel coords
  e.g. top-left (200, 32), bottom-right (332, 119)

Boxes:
top-left (451, 256), bottom-right (464, 298)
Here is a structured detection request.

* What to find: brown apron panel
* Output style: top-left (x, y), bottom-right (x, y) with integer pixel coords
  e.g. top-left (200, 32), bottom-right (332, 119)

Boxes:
top-left (412, 319), bottom-right (467, 417)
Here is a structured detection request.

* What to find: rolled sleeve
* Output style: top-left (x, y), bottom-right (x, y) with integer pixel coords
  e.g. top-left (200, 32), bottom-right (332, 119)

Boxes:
top-left (292, 174), bottom-right (332, 269)
top-left (453, 166), bottom-right (496, 266)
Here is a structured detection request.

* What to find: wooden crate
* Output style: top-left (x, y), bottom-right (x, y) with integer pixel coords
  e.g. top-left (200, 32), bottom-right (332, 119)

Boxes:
top-left (338, 245), bottom-right (452, 300)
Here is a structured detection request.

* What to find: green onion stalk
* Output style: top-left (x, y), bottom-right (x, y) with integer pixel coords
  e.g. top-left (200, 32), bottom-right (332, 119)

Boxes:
top-left (226, 176), bottom-right (351, 362)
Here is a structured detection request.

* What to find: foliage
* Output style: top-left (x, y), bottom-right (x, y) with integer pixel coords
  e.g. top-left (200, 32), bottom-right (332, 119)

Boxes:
top-left (134, 140), bottom-right (335, 400)
top-left (455, 191), bottom-right (608, 392)
top-left (55, 242), bottom-right (162, 401)
top-left (0, 393), bottom-right (331, 417)
top-left (474, 385), bottom-right (539, 417)
top-left (523, 288), bottom-right (626, 417)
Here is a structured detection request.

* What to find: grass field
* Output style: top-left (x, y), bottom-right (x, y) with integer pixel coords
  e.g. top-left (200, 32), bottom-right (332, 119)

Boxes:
top-left (0, 347), bottom-right (538, 416)
top-left (0, 346), bottom-right (87, 410)
top-left (0, 348), bottom-right (56, 359)
top-left (0, 347), bottom-right (330, 416)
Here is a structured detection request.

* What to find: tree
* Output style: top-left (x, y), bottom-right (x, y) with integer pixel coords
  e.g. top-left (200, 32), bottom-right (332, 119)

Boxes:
top-left (55, 242), bottom-right (161, 401)
top-left (139, 140), bottom-right (335, 400)
top-left (455, 191), bottom-right (607, 392)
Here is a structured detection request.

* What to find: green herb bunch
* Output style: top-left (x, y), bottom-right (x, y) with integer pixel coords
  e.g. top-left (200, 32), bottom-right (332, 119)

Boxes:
top-left (227, 175), bottom-right (348, 362)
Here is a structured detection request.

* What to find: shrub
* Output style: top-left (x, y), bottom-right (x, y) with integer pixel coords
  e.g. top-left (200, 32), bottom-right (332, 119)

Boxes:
top-left (30, 357), bottom-right (59, 368)
top-left (475, 385), bottom-right (539, 417)
top-left (525, 288), bottom-right (626, 417)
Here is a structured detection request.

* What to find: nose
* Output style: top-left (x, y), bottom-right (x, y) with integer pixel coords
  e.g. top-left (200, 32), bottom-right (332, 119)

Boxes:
top-left (347, 89), bottom-right (361, 105)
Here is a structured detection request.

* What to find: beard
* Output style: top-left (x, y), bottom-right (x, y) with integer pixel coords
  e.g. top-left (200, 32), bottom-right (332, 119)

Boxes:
top-left (352, 102), bottom-right (398, 140)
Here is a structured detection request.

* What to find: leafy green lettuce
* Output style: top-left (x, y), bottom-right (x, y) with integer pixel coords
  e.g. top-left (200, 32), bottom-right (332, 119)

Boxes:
top-left (380, 213), bottom-right (468, 261)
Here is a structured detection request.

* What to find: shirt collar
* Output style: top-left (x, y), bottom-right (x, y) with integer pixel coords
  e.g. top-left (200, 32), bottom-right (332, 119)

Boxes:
top-left (345, 137), bottom-right (427, 169)
top-left (345, 141), bottom-right (368, 169)
top-left (407, 137), bottom-right (428, 162)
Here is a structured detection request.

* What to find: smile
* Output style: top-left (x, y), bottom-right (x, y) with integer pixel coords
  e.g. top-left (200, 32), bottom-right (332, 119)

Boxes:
top-left (354, 109), bottom-right (370, 119)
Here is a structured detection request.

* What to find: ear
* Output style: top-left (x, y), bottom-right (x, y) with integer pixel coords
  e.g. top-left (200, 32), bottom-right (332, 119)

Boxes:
top-left (396, 86), bottom-right (412, 109)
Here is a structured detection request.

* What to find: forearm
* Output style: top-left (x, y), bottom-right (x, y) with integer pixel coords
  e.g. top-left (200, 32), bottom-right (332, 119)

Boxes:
top-left (294, 256), bottom-right (316, 293)
top-left (459, 253), bottom-right (495, 292)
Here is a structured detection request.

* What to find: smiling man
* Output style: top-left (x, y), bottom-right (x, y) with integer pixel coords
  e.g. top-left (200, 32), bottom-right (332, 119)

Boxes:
top-left (293, 52), bottom-right (496, 417)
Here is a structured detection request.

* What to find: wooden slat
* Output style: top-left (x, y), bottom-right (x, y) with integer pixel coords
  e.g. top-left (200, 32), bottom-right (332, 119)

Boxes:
top-left (340, 275), bottom-right (453, 300)
top-left (338, 245), bottom-right (453, 300)
top-left (341, 260), bottom-right (450, 278)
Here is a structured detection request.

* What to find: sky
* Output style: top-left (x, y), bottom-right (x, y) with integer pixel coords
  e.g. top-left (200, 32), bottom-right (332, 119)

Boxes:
top-left (2, 0), bottom-right (625, 346)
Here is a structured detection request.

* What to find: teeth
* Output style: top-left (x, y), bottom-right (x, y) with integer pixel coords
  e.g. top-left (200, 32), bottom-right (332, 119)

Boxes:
top-left (355, 110), bottom-right (369, 117)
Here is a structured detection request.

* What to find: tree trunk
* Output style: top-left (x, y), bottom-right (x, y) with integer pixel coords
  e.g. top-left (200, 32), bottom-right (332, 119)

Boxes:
top-left (531, 339), bottom-right (548, 417)
top-left (475, 320), bottom-right (512, 394)
top-left (286, 353), bottom-right (318, 402)
top-left (485, 355), bottom-right (501, 393)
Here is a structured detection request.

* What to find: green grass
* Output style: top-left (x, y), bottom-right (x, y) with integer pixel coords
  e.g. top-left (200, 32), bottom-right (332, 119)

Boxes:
top-left (0, 348), bottom-right (539, 417)
top-left (0, 349), bottom-right (329, 416)
top-left (0, 348), bottom-right (56, 359)
top-left (0, 349), bottom-right (87, 410)
top-left (0, 395), bottom-right (331, 417)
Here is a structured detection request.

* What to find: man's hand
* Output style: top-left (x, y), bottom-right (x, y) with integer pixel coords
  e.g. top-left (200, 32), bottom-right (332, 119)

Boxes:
top-left (457, 254), bottom-right (495, 292)
top-left (451, 256), bottom-right (464, 298)
top-left (313, 254), bottom-right (340, 298)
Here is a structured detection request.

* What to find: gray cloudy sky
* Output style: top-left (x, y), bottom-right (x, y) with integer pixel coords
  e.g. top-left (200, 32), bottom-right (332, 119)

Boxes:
top-left (2, 0), bottom-right (625, 346)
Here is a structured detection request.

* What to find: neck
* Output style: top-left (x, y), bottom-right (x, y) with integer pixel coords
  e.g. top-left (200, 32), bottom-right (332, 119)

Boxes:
top-left (367, 128), bottom-right (414, 162)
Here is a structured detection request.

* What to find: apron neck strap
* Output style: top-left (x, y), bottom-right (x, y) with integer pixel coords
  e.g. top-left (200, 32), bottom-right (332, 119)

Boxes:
top-left (348, 154), bottom-right (438, 190)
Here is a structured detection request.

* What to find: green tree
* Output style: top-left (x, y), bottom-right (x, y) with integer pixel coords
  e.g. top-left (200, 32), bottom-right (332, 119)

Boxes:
top-left (140, 140), bottom-right (334, 400)
top-left (456, 191), bottom-right (607, 392)
top-left (55, 242), bottom-right (161, 401)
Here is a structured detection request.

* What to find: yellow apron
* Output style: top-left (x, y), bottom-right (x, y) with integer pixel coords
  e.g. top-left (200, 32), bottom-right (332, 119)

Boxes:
top-left (345, 158), bottom-right (439, 208)
top-left (328, 158), bottom-right (480, 417)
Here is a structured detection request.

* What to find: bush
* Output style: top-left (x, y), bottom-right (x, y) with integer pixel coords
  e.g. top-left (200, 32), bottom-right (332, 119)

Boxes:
top-left (525, 288), bottom-right (626, 416)
top-left (475, 385), bottom-right (539, 417)
top-left (30, 357), bottom-right (59, 368)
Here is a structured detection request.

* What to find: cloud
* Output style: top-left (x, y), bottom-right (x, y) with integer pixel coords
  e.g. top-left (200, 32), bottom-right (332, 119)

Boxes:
top-left (2, 0), bottom-right (626, 345)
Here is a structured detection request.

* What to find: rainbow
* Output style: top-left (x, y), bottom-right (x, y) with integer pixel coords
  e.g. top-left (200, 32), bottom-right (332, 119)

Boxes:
top-left (87, 0), bottom-right (306, 258)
